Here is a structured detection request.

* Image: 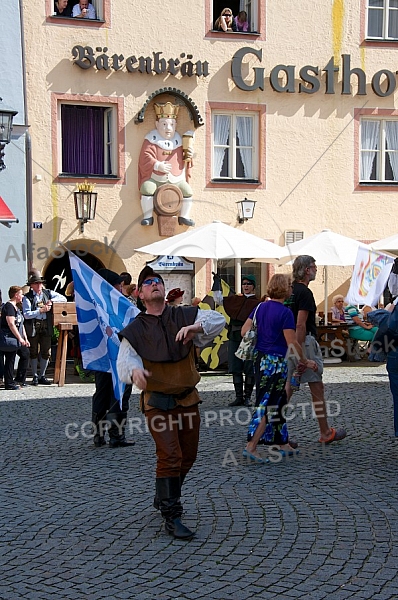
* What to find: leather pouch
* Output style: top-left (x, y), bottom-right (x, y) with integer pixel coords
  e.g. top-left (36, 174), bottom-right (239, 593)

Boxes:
top-left (147, 391), bottom-right (177, 411)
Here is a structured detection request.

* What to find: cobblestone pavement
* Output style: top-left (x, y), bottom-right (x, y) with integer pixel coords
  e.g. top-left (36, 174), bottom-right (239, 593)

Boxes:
top-left (1, 362), bottom-right (398, 600)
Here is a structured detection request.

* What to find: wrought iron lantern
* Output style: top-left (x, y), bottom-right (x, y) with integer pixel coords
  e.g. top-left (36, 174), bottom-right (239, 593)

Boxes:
top-left (0, 98), bottom-right (18, 172)
top-left (74, 181), bottom-right (97, 232)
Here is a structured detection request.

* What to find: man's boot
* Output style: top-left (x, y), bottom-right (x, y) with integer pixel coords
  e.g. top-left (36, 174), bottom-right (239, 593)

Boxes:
top-left (244, 376), bottom-right (255, 406)
top-left (156, 477), bottom-right (194, 540)
top-left (154, 472), bottom-right (187, 510)
top-left (92, 412), bottom-right (106, 447)
top-left (229, 374), bottom-right (244, 406)
top-left (108, 412), bottom-right (135, 448)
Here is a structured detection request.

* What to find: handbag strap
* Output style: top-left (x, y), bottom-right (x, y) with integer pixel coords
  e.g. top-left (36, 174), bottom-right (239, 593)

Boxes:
top-left (252, 303), bottom-right (261, 327)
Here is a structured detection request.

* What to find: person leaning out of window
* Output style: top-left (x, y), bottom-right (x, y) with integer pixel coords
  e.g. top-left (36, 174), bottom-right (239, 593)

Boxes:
top-left (234, 10), bottom-right (249, 32)
top-left (214, 8), bottom-right (237, 32)
top-left (54, 0), bottom-right (72, 17)
top-left (72, 0), bottom-right (96, 19)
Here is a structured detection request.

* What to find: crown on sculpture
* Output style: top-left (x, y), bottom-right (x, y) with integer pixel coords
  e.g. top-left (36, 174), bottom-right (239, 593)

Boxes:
top-left (154, 102), bottom-right (180, 120)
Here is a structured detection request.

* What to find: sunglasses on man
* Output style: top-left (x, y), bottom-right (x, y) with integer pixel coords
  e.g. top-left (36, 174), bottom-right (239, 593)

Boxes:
top-left (142, 277), bottom-right (163, 286)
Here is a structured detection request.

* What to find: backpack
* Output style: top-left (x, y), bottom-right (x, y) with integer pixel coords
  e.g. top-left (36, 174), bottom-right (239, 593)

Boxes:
top-left (386, 304), bottom-right (398, 345)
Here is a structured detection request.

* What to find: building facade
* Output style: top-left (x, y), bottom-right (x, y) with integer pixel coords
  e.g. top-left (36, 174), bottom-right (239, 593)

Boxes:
top-left (19, 0), bottom-right (398, 304)
top-left (0, 0), bottom-right (29, 294)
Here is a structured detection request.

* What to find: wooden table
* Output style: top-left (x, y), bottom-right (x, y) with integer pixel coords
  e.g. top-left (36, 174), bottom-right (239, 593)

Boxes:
top-left (316, 323), bottom-right (349, 360)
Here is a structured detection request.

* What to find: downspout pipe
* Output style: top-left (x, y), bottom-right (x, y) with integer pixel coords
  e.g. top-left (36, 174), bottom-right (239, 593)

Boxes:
top-left (19, 0), bottom-right (33, 274)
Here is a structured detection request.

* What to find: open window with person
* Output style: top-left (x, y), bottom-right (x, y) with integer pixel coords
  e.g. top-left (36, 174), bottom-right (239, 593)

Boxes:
top-left (52, 0), bottom-right (104, 20)
top-left (212, 112), bottom-right (259, 182)
top-left (212, 0), bottom-right (258, 33)
top-left (366, 0), bottom-right (398, 41)
top-left (59, 104), bottom-right (118, 177)
top-left (360, 118), bottom-right (398, 183)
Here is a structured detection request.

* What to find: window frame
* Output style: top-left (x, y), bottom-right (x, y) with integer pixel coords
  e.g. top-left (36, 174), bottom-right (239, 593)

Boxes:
top-left (206, 102), bottom-right (265, 190)
top-left (360, 117), bottom-right (398, 183)
top-left (51, 93), bottom-right (125, 184)
top-left (211, 111), bottom-right (258, 182)
top-left (46, 0), bottom-right (111, 28)
top-left (205, 0), bottom-right (265, 40)
top-left (366, 0), bottom-right (398, 41)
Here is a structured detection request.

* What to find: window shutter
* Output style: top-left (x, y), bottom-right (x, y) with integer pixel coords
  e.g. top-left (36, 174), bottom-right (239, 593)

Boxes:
top-left (285, 230), bottom-right (304, 245)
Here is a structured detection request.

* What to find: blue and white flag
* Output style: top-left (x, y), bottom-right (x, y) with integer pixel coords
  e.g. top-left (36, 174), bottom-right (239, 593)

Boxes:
top-left (69, 252), bottom-right (139, 404)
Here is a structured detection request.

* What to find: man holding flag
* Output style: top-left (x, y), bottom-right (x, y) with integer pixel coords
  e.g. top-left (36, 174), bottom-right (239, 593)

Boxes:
top-left (117, 265), bottom-right (225, 540)
top-left (69, 254), bottom-right (140, 448)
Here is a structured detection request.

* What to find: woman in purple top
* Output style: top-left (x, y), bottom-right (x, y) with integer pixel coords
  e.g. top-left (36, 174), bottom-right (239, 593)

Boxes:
top-left (241, 274), bottom-right (317, 463)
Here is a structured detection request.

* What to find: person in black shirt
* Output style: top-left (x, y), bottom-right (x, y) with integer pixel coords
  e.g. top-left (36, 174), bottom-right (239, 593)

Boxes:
top-left (54, 0), bottom-right (72, 17)
top-left (286, 255), bottom-right (347, 444)
top-left (0, 286), bottom-right (30, 390)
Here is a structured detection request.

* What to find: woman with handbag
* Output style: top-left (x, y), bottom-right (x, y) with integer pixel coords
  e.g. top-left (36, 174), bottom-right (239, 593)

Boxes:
top-left (0, 286), bottom-right (30, 390)
top-left (241, 274), bottom-right (317, 463)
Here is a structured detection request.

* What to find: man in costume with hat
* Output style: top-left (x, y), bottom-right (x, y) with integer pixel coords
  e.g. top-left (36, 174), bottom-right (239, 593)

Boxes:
top-left (138, 101), bottom-right (195, 227)
top-left (22, 272), bottom-right (66, 385)
top-left (117, 265), bottom-right (225, 540)
top-left (91, 268), bottom-right (135, 449)
top-left (223, 274), bottom-right (260, 407)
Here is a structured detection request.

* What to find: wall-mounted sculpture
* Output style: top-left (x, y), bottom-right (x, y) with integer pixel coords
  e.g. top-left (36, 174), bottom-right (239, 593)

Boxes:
top-left (138, 102), bottom-right (195, 229)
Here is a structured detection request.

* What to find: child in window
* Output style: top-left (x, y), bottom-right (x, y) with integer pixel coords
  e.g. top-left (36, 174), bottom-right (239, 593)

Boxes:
top-left (235, 10), bottom-right (249, 32)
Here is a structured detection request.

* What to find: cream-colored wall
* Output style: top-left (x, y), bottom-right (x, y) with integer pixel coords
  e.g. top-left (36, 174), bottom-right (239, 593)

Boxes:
top-left (23, 1), bottom-right (398, 302)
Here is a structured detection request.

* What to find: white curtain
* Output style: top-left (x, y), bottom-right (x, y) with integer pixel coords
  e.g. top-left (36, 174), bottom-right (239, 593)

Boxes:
top-left (360, 120), bottom-right (379, 180)
top-left (236, 116), bottom-right (253, 178)
top-left (213, 115), bottom-right (230, 177)
top-left (385, 121), bottom-right (398, 180)
top-left (91, 0), bottom-right (101, 19)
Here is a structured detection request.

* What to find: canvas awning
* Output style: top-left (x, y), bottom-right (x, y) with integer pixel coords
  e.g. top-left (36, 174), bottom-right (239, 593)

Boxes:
top-left (0, 196), bottom-right (19, 227)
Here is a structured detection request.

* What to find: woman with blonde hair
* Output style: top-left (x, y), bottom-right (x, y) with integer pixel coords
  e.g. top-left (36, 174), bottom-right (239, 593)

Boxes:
top-left (214, 7), bottom-right (237, 31)
top-left (241, 274), bottom-right (317, 463)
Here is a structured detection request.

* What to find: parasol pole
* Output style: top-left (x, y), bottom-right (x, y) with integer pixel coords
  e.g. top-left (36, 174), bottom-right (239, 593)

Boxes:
top-left (236, 258), bottom-right (242, 293)
top-left (324, 265), bottom-right (329, 324)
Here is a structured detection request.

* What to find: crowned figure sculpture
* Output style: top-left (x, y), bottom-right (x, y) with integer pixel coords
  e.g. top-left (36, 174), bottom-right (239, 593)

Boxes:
top-left (138, 102), bottom-right (195, 227)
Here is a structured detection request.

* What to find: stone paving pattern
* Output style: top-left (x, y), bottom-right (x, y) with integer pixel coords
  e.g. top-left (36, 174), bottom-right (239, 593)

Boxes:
top-left (1, 362), bottom-right (398, 599)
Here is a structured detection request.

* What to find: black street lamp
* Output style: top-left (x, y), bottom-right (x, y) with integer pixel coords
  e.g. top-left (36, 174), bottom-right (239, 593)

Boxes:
top-left (0, 98), bottom-right (18, 172)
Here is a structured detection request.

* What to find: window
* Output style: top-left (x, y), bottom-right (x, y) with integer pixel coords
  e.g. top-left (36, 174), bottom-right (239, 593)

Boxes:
top-left (367, 0), bottom-right (398, 40)
top-left (285, 231), bottom-right (304, 245)
top-left (60, 104), bottom-right (116, 176)
top-left (212, 0), bottom-right (258, 32)
top-left (360, 119), bottom-right (398, 182)
top-left (212, 112), bottom-right (258, 181)
top-left (50, 0), bottom-right (105, 21)
top-left (210, 0), bottom-right (261, 35)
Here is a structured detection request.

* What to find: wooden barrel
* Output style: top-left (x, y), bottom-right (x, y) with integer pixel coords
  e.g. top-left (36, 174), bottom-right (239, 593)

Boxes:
top-left (153, 184), bottom-right (183, 216)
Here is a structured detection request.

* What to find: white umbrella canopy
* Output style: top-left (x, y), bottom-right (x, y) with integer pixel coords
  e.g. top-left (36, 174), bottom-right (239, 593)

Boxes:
top-left (281, 228), bottom-right (369, 266)
top-left (370, 233), bottom-right (398, 253)
top-left (249, 229), bottom-right (369, 321)
top-left (135, 221), bottom-right (285, 260)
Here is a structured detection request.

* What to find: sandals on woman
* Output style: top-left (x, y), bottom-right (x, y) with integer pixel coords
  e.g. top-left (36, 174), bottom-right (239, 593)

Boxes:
top-left (318, 427), bottom-right (347, 444)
